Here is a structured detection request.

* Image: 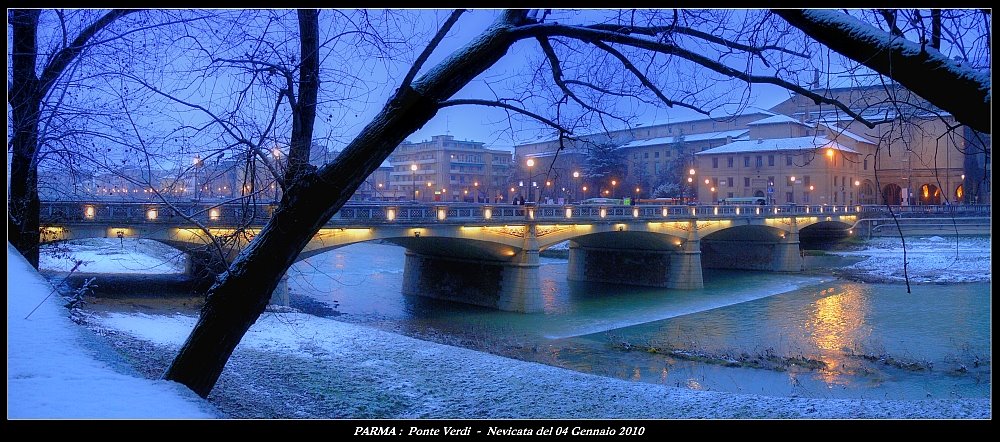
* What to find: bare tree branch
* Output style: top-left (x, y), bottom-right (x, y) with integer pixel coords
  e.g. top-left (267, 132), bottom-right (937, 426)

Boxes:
top-left (774, 9), bottom-right (990, 133)
top-left (438, 98), bottom-right (571, 133)
top-left (399, 9), bottom-right (465, 91)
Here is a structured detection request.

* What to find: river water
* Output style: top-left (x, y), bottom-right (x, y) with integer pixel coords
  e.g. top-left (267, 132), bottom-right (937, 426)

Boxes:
top-left (287, 242), bottom-right (990, 400)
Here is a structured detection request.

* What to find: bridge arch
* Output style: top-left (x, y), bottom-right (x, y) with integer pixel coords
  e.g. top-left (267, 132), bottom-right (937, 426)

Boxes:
top-left (700, 224), bottom-right (802, 272)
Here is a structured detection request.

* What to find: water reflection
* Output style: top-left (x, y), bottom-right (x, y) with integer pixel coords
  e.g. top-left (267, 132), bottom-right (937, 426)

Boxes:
top-left (807, 284), bottom-right (869, 385)
top-left (291, 243), bottom-right (990, 400)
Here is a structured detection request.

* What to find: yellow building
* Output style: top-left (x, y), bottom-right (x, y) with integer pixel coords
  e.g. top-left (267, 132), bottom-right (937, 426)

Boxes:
top-left (387, 135), bottom-right (512, 202)
top-left (693, 114), bottom-right (878, 205)
top-left (769, 83), bottom-right (988, 204)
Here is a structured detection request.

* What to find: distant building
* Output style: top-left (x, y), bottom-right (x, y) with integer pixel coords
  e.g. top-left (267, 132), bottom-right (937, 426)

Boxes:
top-left (769, 81), bottom-right (987, 205)
top-left (386, 135), bottom-right (512, 203)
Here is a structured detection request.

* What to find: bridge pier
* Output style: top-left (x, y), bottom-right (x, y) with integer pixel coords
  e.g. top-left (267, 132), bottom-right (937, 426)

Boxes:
top-left (401, 251), bottom-right (542, 313)
top-left (269, 272), bottom-right (290, 307)
top-left (772, 223), bottom-right (803, 272)
top-left (566, 240), bottom-right (704, 290)
top-left (701, 221), bottom-right (803, 272)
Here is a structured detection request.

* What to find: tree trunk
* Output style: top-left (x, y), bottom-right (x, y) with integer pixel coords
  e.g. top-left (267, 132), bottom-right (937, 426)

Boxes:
top-left (164, 10), bottom-right (532, 397)
top-left (8, 10), bottom-right (43, 268)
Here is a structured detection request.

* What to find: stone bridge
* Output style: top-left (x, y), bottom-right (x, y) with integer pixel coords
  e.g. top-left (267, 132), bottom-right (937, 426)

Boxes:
top-left (38, 200), bottom-right (987, 312)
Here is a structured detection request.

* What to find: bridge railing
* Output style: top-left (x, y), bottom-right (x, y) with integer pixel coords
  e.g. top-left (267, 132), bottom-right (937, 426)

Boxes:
top-left (40, 200), bottom-right (989, 227)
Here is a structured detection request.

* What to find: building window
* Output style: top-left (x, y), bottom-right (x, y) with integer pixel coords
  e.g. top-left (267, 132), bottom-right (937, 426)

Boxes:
top-left (804, 175), bottom-right (810, 187)
top-left (712, 177), bottom-right (719, 187)
top-left (644, 152), bottom-right (649, 159)
top-left (712, 158), bottom-right (719, 168)
top-left (803, 191), bottom-right (810, 203)
top-left (744, 156), bottom-right (750, 167)
top-left (786, 192), bottom-right (794, 203)
top-left (864, 158), bottom-right (868, 170)
top-left (727, 177), bottom-right (733, 187)
top-left (786, 176), bottom-right (794, 186)
top-left (768, 155), bottom-right (775, 166)
top-left (727, 192), bottom-right (734, 198)
top-left (786, 155), bottom-right (793, 166)
top-left (727, 157), bottom-right (734, 168)
top-left (744, 177), bottom-right (750, 187)
top-left (768, 176), bottom-right (775, 187)
top-left (655, 151), bottom-right (660, 158)
top-left (834, 176), bottom-right (839, 186)
top-left (756, 156), bottom-right (763, 167)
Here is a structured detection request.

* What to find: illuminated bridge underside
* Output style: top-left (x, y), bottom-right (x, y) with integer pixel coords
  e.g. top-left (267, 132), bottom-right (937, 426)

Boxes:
top-left (39, 203), bottom-right (863, 312)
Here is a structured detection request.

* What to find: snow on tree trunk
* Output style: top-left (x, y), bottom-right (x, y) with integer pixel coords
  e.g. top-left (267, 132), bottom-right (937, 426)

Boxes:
top-left (774, 9), bottom-right (990, 133)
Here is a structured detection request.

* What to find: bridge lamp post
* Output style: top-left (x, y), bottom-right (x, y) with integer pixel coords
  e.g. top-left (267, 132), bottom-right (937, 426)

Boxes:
top-left (473, 181), bottom-right (479, 203)
top-left (790, 176), bottom-right (796, 204)
top-left (582, 185), bottom-right (588, 200)
top-left (685, 168), bottom-right (696, 204)
top-left (410, 164), bottom-right (418, 202)
top-left (611, 180), bottom-right (617, 199)
top-left (525, 158), bottom-right (536, 202)
top-left (427, 181), bottom-right (432, 202)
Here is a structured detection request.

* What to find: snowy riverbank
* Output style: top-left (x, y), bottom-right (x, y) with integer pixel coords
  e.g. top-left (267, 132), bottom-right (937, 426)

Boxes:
top-left (6, 243), bottom-right (216, 419)
top-left (830, 235), bottom-right (991, 284)
top-left (77, 304), bottom-right (989, 419)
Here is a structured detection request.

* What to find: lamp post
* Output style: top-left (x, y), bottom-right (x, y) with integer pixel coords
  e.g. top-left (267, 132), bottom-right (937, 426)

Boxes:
top-left (526, 158), bottom-right (535, 202)
top-left (611, 179), bottom-right (617, 199)
top-left (192, 155), bottom-right (202, 202)
top-left (572, 171), bottom-right (580, 202)
top-left (685, 168), bottom-right (696, 204)
top-left (410, 163), bottom-right (418, 202)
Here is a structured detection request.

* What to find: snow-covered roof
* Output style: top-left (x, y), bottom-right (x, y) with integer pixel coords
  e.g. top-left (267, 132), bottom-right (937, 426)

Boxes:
top-left (618, 129), bottom-right (750, 149)
top-left (746, 114), bottom-right (810, 127)
top-left (815, 121), bottom-right (875, 144)
top-left (694, 136), bottom-right (859, 155)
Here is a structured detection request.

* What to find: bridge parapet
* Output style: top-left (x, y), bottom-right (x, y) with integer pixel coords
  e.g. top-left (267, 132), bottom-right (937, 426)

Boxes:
top-left (41, 200), bottom-right (988, 228)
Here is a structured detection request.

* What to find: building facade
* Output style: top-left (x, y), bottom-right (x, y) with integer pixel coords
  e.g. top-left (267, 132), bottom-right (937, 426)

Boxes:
top-left (386, 135), bottom-right (512, 202)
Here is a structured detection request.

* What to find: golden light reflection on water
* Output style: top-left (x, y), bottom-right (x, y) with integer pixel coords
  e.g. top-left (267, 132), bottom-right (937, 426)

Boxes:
top-left (806, 284), bottom-right (869, 386)
top-left (541, 279), bottom-right (558, 311)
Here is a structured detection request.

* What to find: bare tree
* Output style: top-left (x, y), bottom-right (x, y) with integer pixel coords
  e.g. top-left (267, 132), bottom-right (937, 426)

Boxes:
top-left (9, 9), bottom-right (143, 267)
top-left (13, 9), bottom-right (988, 397)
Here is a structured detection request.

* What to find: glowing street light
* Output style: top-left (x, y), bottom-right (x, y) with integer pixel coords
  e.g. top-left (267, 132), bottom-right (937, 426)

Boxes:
top-left (410, 163), bottom-right (418, 202)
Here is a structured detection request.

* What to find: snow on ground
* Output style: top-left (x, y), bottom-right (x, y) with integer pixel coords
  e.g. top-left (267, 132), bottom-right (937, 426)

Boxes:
top-left (88, 303), bottom-right (990, 419)
top-left (831, 236), bottom-right (991, 283)
top-left (17, 235), bottom-right (992, 418)
top-left (6, 243), bottom-right (216, 419)
top-left (39, 238), bottom-right (187, 274)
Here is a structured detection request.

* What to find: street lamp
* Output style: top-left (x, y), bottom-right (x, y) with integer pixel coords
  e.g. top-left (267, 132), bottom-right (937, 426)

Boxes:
top-left (611, 179), bottom-right (617, 198)
top-left (410, 164), bottom-right (418, 202)
top-left (193, 155), bottom-right (202, 202)
top-left (526, 158), bottom-right (536, 202)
